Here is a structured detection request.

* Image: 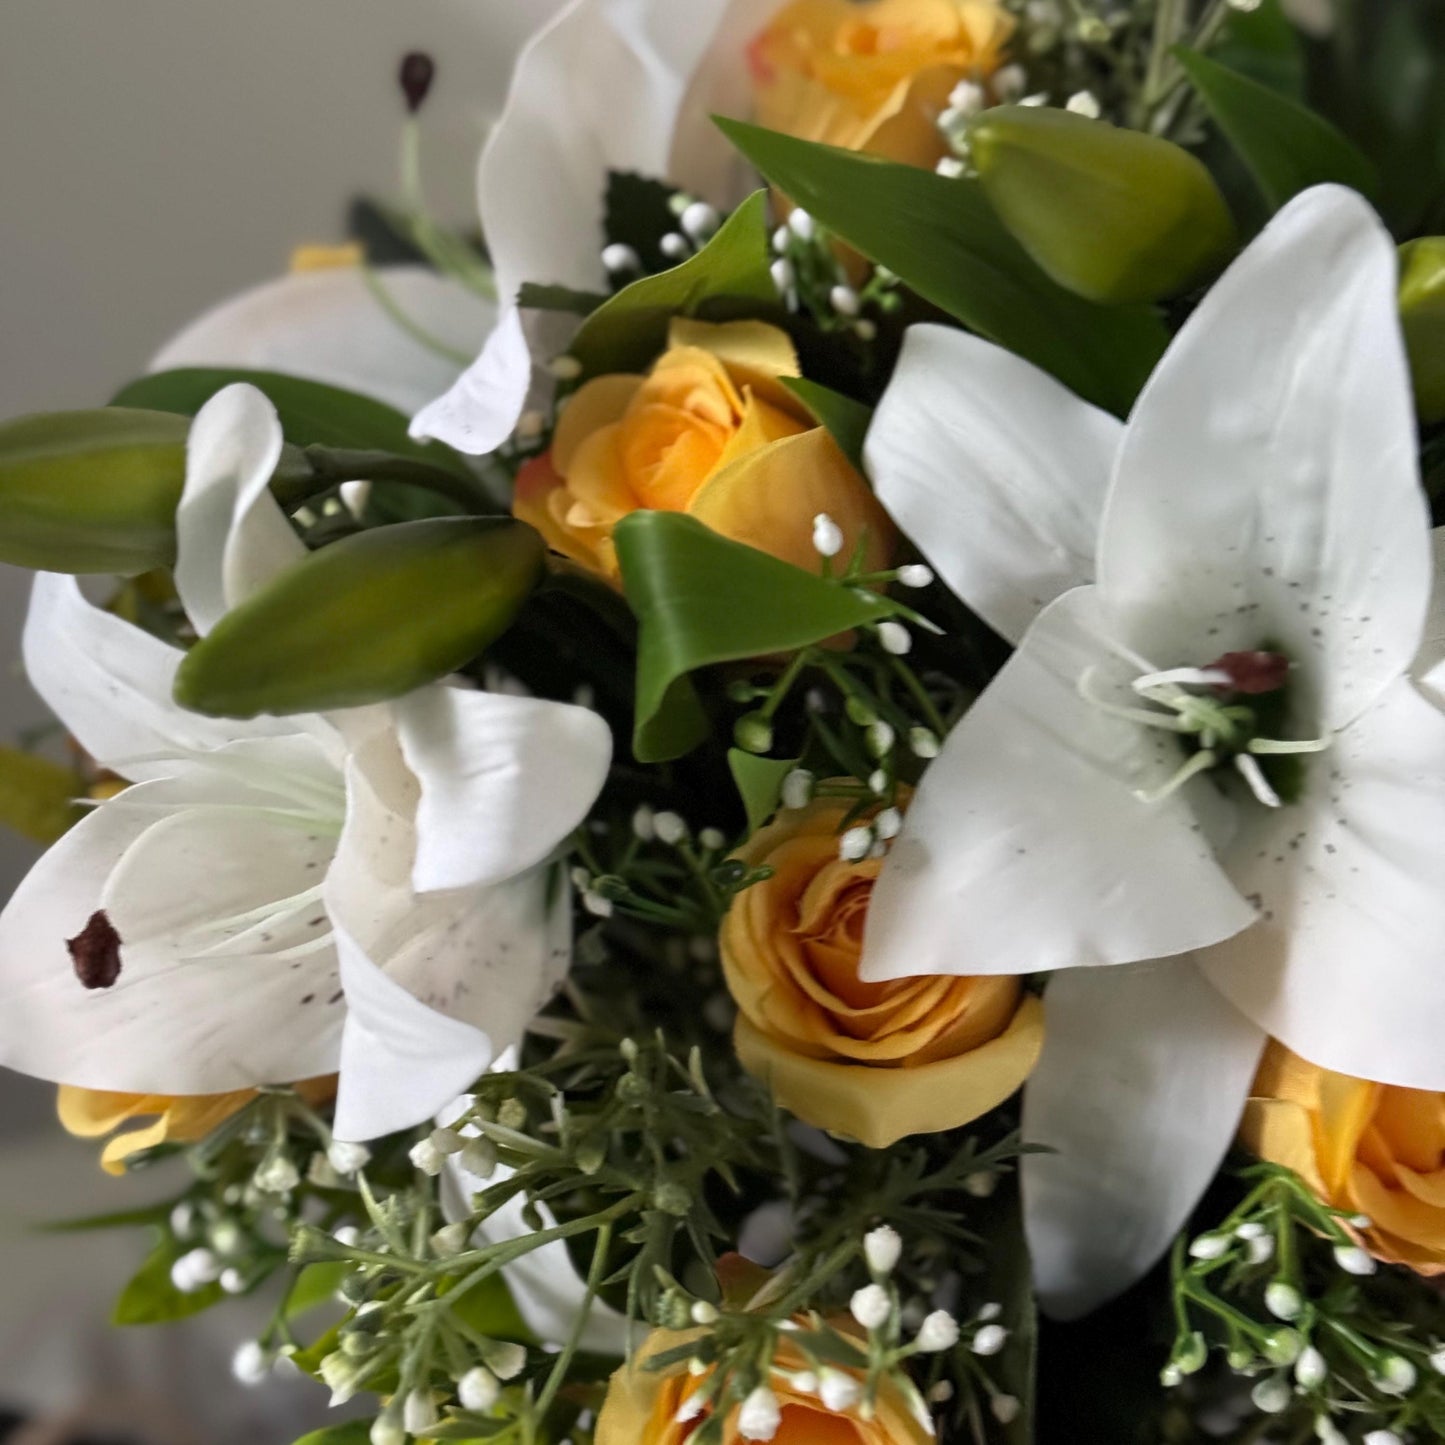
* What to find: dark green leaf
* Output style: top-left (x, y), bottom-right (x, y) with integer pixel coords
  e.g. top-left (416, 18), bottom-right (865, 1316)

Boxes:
top-left (1213, 0), bottom-right (1306, 98)
top-left (977, 1186), bottom-right (1037, 1445)
top-left (606, 170), bottom-right (684, 275)
top-left (779, 378), bottom-right (872, 471)
top-left (445, 1271), bottom-right (533, 1343)
top-left (113, 369), bottom-right (476, 483)
top-left (517, 282), bottom-right (610, 315)
top-left (616, 511), bottom-right (899, 763)
top-left (39, 1202), bottom-right (174, 1235)
top-left (113, 1239), bottom-right (224, 1325)
top-left (285, 1262), bottom-right (349, 1320)
top-left (728, 750), bottom-right (799, 835)
top-left (0, 746), bottom-right (83, 844)
top-left (1176, 46), bottom-right (1378, 211)
top-left (291, 1422), bottom-right (376, 1445)
top-left (570, 193), bottom-right (779, 378)
top-left (717, 120), bottom-right (1168, 416)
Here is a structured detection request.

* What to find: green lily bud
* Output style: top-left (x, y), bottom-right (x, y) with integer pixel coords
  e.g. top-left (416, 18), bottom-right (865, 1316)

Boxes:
top-left (968, 106), bottom-right (1237, 304)
top-left (1398, 238), bottom-right (1445, 424)
top-left (173, 517), bottom-right (545, 718)
top-left (0, 409), bottom-right (189, 574)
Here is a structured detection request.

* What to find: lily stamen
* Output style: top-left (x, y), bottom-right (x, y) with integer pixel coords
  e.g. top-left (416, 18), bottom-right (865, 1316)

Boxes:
top-left (1247, 737), bottom-right (1332, 756)
top-left (1235, 754), bottom-right (1282, 809)
top-left (1132, 667), bottom-right (1230, 694)
top-left (1077, 668), bottom-right (1195, 733)
top-left (1135, 748), bottom-right (1219, 804)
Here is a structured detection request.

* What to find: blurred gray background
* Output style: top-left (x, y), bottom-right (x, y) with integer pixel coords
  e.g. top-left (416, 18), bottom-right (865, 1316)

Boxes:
top-left (0, 2), bottom-right (535, 1435)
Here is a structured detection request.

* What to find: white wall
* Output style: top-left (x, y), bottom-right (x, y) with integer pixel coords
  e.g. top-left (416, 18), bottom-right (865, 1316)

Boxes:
top-left (0, 3), bottom-right (539, 1430)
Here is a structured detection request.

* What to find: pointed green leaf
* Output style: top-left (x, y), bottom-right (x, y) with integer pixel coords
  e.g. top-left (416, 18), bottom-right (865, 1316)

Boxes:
top-left (728, 750), bottom-right (801, 835)
top-left (716, 119), bottom-right (1168, 416)
top-left (779, 378), bottom-right (872, 471)
top-left (570, 192), bottom-right (779, 378)
top-left (113, 368), bottom-right (476, 482)
top-left (616, 512), bottom-right (898, 763)
top-left (291, 1422), bottom-right (376, 1445)
top-left (0, 746), bottom-right (83, 844)
top-left (1175, 47), bottom-right (1379, 211)
top-left (113, 1238), bottom-right (224, 1325)
top-left (174, 518), bottom-right (545, 718)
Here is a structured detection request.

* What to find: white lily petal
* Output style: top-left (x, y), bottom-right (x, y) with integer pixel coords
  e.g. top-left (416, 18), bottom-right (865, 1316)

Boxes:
top-left (1200, 675), bottom-right (1445, 1090)
top-left (326, 731), bottom-right (572, 1140)
top-left (1023, 961), bottom-right (1265, 1319)
top-left (0, 773), bottom-right (343, 1094)
top-left (411, 0), bottom-right (747, 454)
top-left (151, 266), bottom-right (492, 418)
top-left (175, 383), bottom-right (300, 635)
top-left (396, 685), bottom-right (612, 893)
top-left (866, 325), bottom-right (1122, 644)
top-left (22, 573), bottom-right (291, 778)
top-left (1098, 186), bottom-right (1429, 732)
top-left (1416, 526), bottom-right (1445, 704)
top-left (440, 1158), bottom-right (630, 1356)
top-left (861, 587), bottom-right (1255, 982)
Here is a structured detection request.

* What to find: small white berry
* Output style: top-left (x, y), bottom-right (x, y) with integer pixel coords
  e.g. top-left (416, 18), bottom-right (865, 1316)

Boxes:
top-left (660, 232), bottom-right (691, 261)
top-left (1373, 1355), bottom-right (1417, 1395)
top-left (936, 157), bottom-right (967, 179)
top-left (1294, 1346), bottom-right (1328, 1389)
top-left (458, 1365), bottom-right (501, 1412)
top-left (232, 1341), bottom-right (269, 1386)
top-left (601, 242), bottom-right (641, 273)
top-left (788, 209), bottom-right (816, 241)
top-left (990, 1394), bottom-right (1021, 1423)
top-left (781, 768), bottom-right (815, 810)
top-left (681, 202), bottom-right (720, 241)
top-left (877, 620), bottom-right (912, 655)
top-left (829, 285), bottom-right (861, 317)
top-left (409, 1138), bottom-right (445, 1176)
top-left (812, 512), bottom-right (845, 558)
top-left (864, 1225), bottom-right (902, 1276)
top-left (327, 1140), bottom-right (371, 1176)
top-left (1265, 1281), bottom-right (1304, 1321)
top-left (971, 1323), bottom-right (1008, 1356)
top-left (549, 354), bottom-right (583, 381)
top-left (1251, 1376), bottom-right (1292, 1414)
top-left (839, 826), bottom-right (874, 863)
top-left (403, 1390), bottom-right (439, 1435)
top-left (771, 258), bottom-right (796, 293)
top-left (909, 726), bottom-right (940, 759)
top-left (1334, 1244), bottom-right (1377, 1276)
top-left (654, 811), bottom-right (688, 845)
top-left (916, 1310), bottom-right (961, 1353)
top-left (690, 1300), bottom-right (719, 1326)
top-left (738, 1384), bottom-right (783, 1440)
top-left (1065, 90), bottom-right (1102, 119)
top-left (850, 1283), bottom-right (892, 1331)
top-left (818, 1367), bottom-right (862, 1412)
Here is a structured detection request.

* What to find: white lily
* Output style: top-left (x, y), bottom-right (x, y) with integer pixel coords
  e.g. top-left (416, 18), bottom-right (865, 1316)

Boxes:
top-left (0, 384), bottom-right (612, 1143)
top-left (410, 0), bottom-right (780, 456)
top-left (860, 186), bottom-right (1445, 1317)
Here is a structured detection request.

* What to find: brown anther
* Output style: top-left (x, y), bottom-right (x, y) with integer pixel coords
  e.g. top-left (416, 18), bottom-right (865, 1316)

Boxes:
top-left (399, 52), bottom-right (436, 114)
top-left (1209, 651), bottom-right (1291, 696)
top-left (68, 910), bottom-right (122, 990)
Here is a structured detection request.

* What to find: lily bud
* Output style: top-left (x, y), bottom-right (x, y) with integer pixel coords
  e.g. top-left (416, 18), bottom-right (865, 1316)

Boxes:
top-left (0, 409), bottom-right (190, 575)
top-left (967, 106), bottom-right (1237, 304)
top-left (1398, 238), bottom-right (1445, 423)
top-left (173, 517), bottom-right (545, 718)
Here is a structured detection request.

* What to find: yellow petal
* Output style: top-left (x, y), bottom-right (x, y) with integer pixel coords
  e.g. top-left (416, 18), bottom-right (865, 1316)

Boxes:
top-left (734, 994), bottom-right (1044, 1149)
top-left (554, 374), bottom-right (646, 474)
top-left (667, 318), bottom-right (804, 415)
top-left (689, 428), bottom-right (896, 575)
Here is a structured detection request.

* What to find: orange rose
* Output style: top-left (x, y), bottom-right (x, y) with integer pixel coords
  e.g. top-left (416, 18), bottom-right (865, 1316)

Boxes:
top-left (750, 0), bottom-right (1015, 170)
top-left (1242, 1042), bottom-right (1445, 1276)
top-left (719, 797), bottom-right (1043, 1149)
top-left (60, 1078), bottom-right (336, 1176)
top-left (595, 1322), bottom-right (932, 1445)
top-left (513, 318), bottom-right (893, 582)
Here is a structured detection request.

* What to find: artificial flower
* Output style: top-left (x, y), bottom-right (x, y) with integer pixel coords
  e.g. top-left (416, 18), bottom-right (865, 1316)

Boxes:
top-left (410, 0), bottom-right (805, 458)
top-left (720, 796), bottom-right (1041, 1148)
top-left (0, 383), bottom-right (612, 1143)
top-left (513, 318), bottom-right (893, 580)
top-left (58, 1078), bottom-right (336, 1177)
top-left (750, 0), bottom-right (1013, 169)
top-left (595, 1319), bottom-right (932, 1444)
top-left (1243, 1043), bottom-right (1445, 1277)
top-left (859, 184), bottom-right (1445, 1316)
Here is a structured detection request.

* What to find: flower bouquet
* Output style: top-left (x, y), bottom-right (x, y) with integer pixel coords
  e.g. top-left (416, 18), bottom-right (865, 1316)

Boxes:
top-left (3, 0), bottom-right (1445, 1441)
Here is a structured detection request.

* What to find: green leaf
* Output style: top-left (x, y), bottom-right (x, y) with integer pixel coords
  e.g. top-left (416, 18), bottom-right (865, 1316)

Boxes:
top-left (39, 1202), bottom-right (175, 1235)
top-left (445, 1271), bottom-right (533, 1343)
top-left (570, 192), bottom-right (779, 378)
top-left (728, 750), bottom-right (799, 835)
top-left (113, 1238), bottom-right (224, 1325)
top-left (1213, 0), bottom-right (1305, 98)
top-left (0, 746), bottom-right (82, 844)
top-left (517, 282), bottom-right (610, 315)
top-left (616, 512), bottom-right (899, 763)
top-left (1176, 46), bottom-right (1379, 211)
top-left (112, 368), bottom-right (476, 483)
top-left (291, 1421), bottom-right (376, 1445)
top-left (716, 120), bottom-right (1168, 417)
top-left (779, 378), bottom-right (872, 471)
top-left (977, 1185), bottom-right (1037, 1445)
top-left (285, 1262), bottom-right (350, 1320)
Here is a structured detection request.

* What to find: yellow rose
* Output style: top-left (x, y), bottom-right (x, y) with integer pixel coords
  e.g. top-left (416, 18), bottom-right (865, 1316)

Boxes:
top-left (749, 0), bottom-right (1015, 170)
top-left (59, 1078), bottom-right (336, 1176)
top-left (513, 318), bottom-right (894, 582)
top-left (719, 797), bottom-right (1043, 1149)
top-left (595, 1322), bottom-right (932, 1445)
top-left (1242, 1042), bottom-right (1445, 1276)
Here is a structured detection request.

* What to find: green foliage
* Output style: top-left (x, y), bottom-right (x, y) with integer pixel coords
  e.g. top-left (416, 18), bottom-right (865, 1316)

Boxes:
top-left (717, 119), bottom-right (1169, 416)
top-left (1177, 46), bottom-right (1379, 212)
top-left (614, 512), bottom-right (902, 763)
top-left (1399, 237), bottom-right (1445, 424)
top-left (0, 746), bottom-right (82, 844)
top-left (569, 192), bottom-right (779, 378)
top-left (727, 750), bottom-right (798, 835)
top-left (114, 368), bottom-right (476, 484)
top-left (291, 1422), bottom-right (376, 1445)
top-left (113, 1236), bottom-right (225, 1325)
top-left (173, 518), bottom-right (545, 718)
